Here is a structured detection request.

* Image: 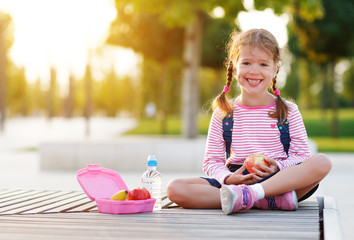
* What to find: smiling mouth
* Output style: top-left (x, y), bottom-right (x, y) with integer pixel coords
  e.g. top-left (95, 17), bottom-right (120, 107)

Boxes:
top-left (247, 79), bottom-right (262, 84)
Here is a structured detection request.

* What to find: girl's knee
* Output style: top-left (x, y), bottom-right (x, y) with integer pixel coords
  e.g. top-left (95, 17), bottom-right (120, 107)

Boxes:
top-left (166, 179), bottom-right (185, 203)
top-left (308, 153), bottom-right (332, 177)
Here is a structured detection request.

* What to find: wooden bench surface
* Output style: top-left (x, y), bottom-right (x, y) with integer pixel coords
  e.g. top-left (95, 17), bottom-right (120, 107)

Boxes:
top-left (0, 189), bottom-right (321, 239)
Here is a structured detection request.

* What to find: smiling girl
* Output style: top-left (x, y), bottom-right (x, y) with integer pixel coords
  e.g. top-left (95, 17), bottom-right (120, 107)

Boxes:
top-left (166, 28), bottom-right (332, 214)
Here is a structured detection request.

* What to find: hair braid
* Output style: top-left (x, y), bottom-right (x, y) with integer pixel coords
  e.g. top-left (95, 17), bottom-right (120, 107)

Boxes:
top-left (269, 73), bottom-right (288, 123)
top-left (212, 61), bottom-right (234, 116)
top-left (226, 61), bottom-right (233, 87)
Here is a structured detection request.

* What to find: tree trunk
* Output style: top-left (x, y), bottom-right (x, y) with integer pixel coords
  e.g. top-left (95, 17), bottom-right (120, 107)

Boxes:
top-left (159, 61), bottom-right (167, 135)
top-left (84, 64), bottom-right (92, 137)
top-left (65, 73), bottom-right (74, 118)
top-left (0, 22), bottom-right (6, 132)
top-left (329, 61), bottom-right (339, 138)
top-left (320, 64), bottom-right (329, 119)
top-left (47, 67), bottom-right (56, 120)
top-left (181, 11), bottom-right (203, 139)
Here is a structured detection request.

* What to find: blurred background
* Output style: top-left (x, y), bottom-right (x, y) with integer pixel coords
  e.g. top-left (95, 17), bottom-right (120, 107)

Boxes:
top-left (0, 0), bottom-right (353, 238)
top-left (0, 0), bottom-right (353, 148)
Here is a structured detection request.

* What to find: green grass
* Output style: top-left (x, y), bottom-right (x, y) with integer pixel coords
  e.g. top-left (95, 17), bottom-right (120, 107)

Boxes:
top-left (126, 108), bottom-right (354, 152)
top-left (127, 117), bottom-right (182, 135)
top-left (301, 108), bottom-right (354, 137)
top-left (311, 137), bottom-right (354, 152)
top-left (125, 114), bottom-right (212, 136)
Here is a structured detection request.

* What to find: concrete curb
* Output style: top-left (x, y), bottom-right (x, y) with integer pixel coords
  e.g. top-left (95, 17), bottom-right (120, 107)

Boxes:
top-left (39, 137), bottom-right (318, 172)
top-left (39, 137), bottom-right (207, 172)
top-left (317, 196), bottom-right (344, 240)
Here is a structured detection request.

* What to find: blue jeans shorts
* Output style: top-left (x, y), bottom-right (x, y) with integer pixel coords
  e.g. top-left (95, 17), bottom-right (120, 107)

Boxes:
top-left (201, 164), bottom-right (318, 202)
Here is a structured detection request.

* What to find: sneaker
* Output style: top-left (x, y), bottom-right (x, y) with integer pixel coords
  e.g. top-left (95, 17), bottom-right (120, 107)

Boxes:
top-left (220, 184), bottom-right (258, 215)
top-left (254, 190), bottom-right (298, 210)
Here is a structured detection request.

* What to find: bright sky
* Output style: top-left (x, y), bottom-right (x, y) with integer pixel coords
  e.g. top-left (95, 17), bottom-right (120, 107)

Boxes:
top-left (0, 0), bottom-right (288, 91)
top-left (0, 0), bottom-right (139, 92)
top-left (237, 9), bottom-right (289, 48)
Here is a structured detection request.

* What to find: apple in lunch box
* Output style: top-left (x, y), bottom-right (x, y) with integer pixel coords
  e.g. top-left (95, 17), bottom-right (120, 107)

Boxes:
top-left (244, 153), bottom-right (269, 173)
top-left (127, 187), bottom-right (151, 200)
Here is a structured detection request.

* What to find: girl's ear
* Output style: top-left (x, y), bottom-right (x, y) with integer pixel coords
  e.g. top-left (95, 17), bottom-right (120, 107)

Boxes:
top-left (274, 65), bottom-right (280, 78)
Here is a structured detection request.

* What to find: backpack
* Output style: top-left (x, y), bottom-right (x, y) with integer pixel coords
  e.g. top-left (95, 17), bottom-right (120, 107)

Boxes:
top-left (222, 110), bottom-right (291, 159)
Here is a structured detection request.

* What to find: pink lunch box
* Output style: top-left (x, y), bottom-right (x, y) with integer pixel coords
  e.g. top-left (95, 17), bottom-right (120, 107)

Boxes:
top-left (77, 164), bottom-right (156, 214)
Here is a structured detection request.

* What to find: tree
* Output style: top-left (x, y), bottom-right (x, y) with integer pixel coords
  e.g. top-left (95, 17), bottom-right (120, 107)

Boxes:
top-left (109, 0), bottom-right (245, 138)
top-left (84, 64), bottom-right (92, 136)
top-left (94, 68), bottom-right (120, 117)
top-left (291, 0), bottom-right (354, 137)
top-left (0, 12), bottom-right (12, 131)
top-left (47, 67), bottom-right (60, 119)
top-left (7, 66), bottom-right (29, 116)
top-left (342, 59), bottom-right (354, 107)
top-left (30, 78), bottom-right (46, 116)
top-left (64, 73), bottom-right (75, 118)
top-left (255, 0), bottom-right (354, 137)
top-left (108, 2), bottom-right (184, 134)
top-left (201, 14), bottom-right (235, 106)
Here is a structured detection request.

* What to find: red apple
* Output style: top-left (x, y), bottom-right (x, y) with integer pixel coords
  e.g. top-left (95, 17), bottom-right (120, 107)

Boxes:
top-left (127, 187), bottom-right (151, 200)
top-left (244, 153), bottom-right (269, 173)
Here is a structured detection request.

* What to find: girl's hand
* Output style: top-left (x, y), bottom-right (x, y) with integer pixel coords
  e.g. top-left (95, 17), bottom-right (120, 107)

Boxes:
top-left (224, 165), bottom-right (257, 185)
top-left (250, 156), bottom-right (279, 182)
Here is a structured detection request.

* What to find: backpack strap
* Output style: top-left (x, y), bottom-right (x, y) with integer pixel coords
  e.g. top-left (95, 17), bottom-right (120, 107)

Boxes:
top-left (222, 112), bottom-right (234, 159)
top-left (277, 117), bottom-right (291, 155)
top-left (222, 113), bottom-right (291, 158)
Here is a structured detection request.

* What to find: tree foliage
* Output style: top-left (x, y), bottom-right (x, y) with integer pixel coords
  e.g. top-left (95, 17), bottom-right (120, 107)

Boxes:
top-left (289, 0), bottom-right (354, 63)
top-left (201, 15), bottom-right (235, 69)
top-left (108, 0), bottom-right (244, 137)
top-left (107, 3), bottom-right (184, 62)
top-left (0, 12), bottom-right (13, 130)
top-left (256, 0), bottom-right (354, 137)
top-left (342, 60), bottom-right (354, 107)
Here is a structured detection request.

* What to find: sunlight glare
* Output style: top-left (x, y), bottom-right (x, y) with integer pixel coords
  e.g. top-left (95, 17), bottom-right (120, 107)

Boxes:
top-left (237, 8), bottom-right (289, 47)
top-left (0, 0), bottom-right (122, 90)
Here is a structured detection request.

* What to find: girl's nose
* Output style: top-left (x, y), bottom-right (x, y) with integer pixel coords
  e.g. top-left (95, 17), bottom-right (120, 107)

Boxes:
top-left (249, 66), bottom-right (260, 73)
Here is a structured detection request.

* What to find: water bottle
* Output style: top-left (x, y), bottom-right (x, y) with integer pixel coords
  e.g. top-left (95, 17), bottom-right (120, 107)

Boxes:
top-left (142, 155), bottom-right (162, 210)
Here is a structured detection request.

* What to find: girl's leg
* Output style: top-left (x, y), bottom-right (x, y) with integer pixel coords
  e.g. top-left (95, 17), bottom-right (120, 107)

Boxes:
top-left (167, 178), bottom-right (220, 209)
top-left (261, 153), bottom-right (332, 199)
top-left (220, 154), bottom-right (331, 214)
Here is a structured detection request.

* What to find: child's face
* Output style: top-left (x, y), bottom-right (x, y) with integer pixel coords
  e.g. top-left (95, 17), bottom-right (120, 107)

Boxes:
top-left (235, 45), bottom-right (278, 97)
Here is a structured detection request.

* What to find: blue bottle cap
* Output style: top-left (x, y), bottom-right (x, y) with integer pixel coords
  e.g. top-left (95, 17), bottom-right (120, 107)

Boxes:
top-left (147, 155), bottom-right (157, 167)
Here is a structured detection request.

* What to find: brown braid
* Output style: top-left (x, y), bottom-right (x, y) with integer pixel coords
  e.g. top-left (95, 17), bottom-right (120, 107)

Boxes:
top-left (269, 73), bottom-right (288, 123)
top-left (211, 61), bottom-right (234, 116)
top-left (226, 61), bottom-right (233, 87)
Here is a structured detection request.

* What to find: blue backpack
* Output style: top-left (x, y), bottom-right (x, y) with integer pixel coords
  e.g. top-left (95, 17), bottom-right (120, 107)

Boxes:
top-left (222, 111), bottom-right (291, 159)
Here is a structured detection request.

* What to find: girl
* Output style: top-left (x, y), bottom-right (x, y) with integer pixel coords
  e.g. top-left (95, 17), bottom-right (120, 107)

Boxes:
top-left (166, 28), bottom-right (332, 214)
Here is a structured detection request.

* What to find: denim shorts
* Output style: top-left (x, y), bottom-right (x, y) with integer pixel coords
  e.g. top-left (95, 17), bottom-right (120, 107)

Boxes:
top-left (201, 164), bottom-right (318, 202)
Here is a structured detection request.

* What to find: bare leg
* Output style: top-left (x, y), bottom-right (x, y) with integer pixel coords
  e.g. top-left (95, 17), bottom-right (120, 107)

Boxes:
top-left (261, 153), bottom-right (332, 199)
top-left (166, 178), bottom-right (220, 208)
top-left (167, 154), bottom-right (331, 209)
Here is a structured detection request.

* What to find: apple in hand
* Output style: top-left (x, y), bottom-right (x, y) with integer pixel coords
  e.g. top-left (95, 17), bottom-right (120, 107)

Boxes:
top-left (244, 153), bottom-right (269, 174)
top-left (127, 187), bottom-right (151, 200)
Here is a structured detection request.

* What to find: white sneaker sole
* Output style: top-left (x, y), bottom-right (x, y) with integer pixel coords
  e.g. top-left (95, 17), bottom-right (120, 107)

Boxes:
top-left (220, 185), bottom-right (238, 215)
top-left (291, 190), bottom-right (298, 210)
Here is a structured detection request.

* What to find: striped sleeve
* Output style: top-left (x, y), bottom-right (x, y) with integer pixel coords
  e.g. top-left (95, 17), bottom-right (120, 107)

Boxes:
top-left (276, 102), bottom-right (311, 170)
top-left (203, 109), bottom-right (232, 184)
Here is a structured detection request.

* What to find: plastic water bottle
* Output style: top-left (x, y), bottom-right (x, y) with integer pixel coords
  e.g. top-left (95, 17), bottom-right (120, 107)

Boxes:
top-left (142, 155), bottom-right (162, 210)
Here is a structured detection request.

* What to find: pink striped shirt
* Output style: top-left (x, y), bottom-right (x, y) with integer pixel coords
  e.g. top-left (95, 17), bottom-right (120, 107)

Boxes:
top-left (203, 100), bottom-right (311, 184)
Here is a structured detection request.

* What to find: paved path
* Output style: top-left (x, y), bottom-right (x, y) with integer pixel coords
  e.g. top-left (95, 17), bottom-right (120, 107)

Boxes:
top-left (0, 117), bottom-right (353, 239)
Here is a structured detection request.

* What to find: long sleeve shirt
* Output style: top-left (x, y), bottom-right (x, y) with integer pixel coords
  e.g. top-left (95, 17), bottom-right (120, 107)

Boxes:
top-left (203, 100), bottom-right (311, 185)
